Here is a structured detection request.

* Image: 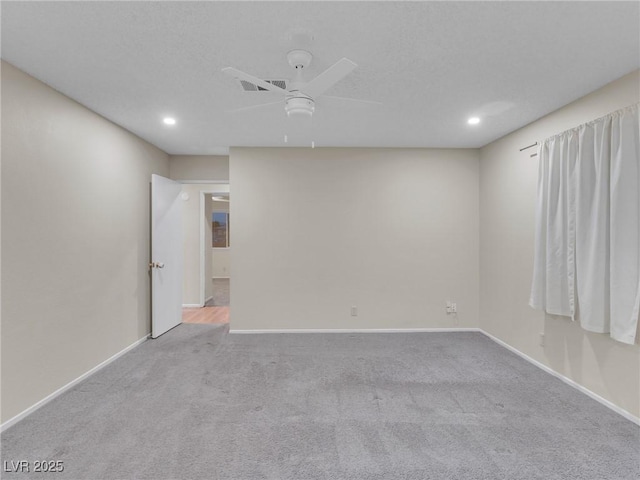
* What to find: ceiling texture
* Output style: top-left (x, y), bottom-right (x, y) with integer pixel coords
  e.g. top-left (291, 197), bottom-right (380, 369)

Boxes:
top-left (2, 1), bottom-right (639, 154)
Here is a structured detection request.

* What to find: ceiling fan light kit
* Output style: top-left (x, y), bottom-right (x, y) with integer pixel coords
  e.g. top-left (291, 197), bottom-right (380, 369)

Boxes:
top-left (285, 96), bottom-right (315, 116)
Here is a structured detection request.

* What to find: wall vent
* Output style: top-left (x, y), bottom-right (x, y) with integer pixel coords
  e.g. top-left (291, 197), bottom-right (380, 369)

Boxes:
top-left (239, 79), bottom-right (287, 91)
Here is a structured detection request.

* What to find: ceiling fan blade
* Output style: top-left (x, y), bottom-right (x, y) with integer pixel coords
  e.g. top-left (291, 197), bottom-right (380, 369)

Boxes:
top-left (301, 58), bottom-right (357, 98)
top-left (229, 101), bottom-right (282, 113)
top-left (221, 67), bottom-right (288, 95)
top-left (322, 95), bottom-right (382, 106)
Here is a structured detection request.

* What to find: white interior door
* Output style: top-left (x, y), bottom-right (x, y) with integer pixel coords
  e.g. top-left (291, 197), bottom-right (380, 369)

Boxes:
top-left (151, 174), bottom-right (183, 338)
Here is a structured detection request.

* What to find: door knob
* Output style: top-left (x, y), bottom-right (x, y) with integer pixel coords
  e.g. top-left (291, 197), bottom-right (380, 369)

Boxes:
top-left (156, 263), bottom-right (165, 268)
top-left (149, 262), bottom-right (165, 269)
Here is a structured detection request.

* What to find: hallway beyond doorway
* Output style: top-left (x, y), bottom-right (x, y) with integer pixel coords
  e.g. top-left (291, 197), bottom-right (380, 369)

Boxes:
top-left (182, 306), bottom-right (229, 324)
top-left (206, 278), bottom-right (229, 306)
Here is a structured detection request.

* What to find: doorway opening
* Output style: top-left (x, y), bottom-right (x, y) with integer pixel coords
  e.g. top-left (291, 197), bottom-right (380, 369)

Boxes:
top-left (180, 184), bottom-right (230, 325)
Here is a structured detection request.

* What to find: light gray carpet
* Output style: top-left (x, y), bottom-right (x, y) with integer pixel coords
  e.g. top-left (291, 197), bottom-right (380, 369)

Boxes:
top-left (206, 278), bottom-right (229, 306)
top-left (2, 325), bottom-right (639, 480)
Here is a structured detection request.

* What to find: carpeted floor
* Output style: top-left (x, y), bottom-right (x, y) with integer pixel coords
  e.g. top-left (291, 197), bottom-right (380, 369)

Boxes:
top-left (2, 325), bottom-right (638, 480)
top-left (206, 278), bottom-right (230, 306)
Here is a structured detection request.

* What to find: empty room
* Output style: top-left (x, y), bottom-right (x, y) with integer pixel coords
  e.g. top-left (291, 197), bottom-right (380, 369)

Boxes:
top-left (1, 2), bottom-right (639, 479)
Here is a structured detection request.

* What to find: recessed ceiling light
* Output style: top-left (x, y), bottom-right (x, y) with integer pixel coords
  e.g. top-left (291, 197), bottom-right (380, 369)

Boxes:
top-left (468, 117), bottom-right (480, 125)
top-left (163, 117), bottom-right (176, 125)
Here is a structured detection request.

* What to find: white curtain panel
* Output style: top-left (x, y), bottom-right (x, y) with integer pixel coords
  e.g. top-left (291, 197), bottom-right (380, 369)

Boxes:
top-left (530, 104), bottom-right (640, 344)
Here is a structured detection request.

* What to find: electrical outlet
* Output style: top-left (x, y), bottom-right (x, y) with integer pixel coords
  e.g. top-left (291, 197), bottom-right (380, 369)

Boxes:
top-left (351, 305), bottom-right (358, 316)
top-left (446, 301), bottom-right (457, 314)
top-left (539, 332), bottom-right (545, 347)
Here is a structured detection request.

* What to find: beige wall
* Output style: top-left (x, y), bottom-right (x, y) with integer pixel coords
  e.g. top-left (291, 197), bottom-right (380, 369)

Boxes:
top-left (169, 155), bottom-right (229, 181)
top-left (212, 250), bottom-right (231, 278)
top-left (230, 147), bottom-right (479, 331)
top-left (1, 62), bottom-right (170, 423)
top-left (181, 185), bottom-right (230, 305)
top-left (479, 70), bottom-right (640, 418)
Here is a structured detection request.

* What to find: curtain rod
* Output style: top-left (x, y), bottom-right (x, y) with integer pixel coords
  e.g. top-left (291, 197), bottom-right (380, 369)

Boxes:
top-left (520, 142), bottom-right (538, 152)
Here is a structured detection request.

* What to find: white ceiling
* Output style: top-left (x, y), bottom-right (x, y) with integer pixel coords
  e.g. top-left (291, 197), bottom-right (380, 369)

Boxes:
top-left (2, 1), bottom-right (639, 154)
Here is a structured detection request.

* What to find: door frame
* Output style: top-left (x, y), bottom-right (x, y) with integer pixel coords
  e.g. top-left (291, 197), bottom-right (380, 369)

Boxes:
top-left (185, 181), bottom-right (230, 307)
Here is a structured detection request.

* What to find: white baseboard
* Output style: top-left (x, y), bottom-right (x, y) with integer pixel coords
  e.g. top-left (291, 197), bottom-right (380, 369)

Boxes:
top-left (0, 334), bottom-right (149, 433)
top-left (229, 327), bottom-right (481, 334)
top-left (480, 330), bottom-right (640, 426)
top-left (212, 276), bottom-right (230, 279)
top-left (182, 303), bottom-right (203, 308)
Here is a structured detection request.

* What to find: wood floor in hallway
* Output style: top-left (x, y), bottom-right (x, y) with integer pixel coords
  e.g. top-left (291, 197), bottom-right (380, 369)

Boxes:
top-left (182, 306), bottom-right (229, 324)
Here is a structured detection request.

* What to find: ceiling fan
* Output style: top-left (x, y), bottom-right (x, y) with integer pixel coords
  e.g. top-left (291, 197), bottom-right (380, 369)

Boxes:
top-left (222, 50), bottom-right (379, 117)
